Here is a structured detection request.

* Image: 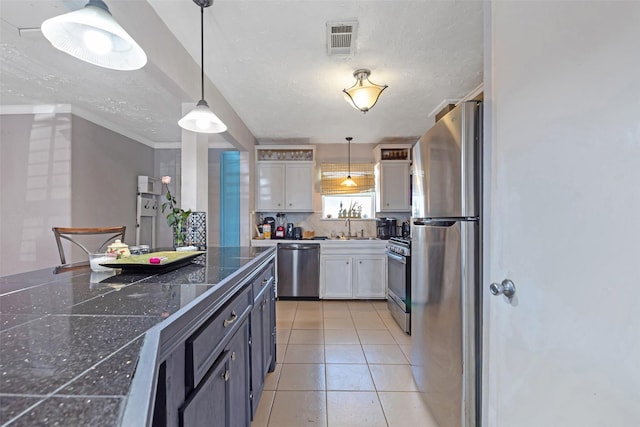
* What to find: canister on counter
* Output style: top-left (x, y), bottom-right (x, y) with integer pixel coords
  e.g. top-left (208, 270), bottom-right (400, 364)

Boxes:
top-left (263, 224), bottom-right (272, 239)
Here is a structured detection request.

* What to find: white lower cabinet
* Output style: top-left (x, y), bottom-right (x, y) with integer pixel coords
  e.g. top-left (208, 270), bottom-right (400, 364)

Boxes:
top-left (354, 255), bottom-right (386, 298)
top-left (321, 251), bottom-right (386, 299)
top-left (322, 256), bottom-right (355, 298)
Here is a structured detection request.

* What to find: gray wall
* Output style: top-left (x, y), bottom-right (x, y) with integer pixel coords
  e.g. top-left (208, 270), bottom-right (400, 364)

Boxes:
top-left (0, 113), bottom-right (154, 276)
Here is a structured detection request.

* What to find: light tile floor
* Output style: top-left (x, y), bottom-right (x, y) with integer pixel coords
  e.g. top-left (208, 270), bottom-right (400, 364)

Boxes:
top-left (251, 300), bottom-right (438, 427)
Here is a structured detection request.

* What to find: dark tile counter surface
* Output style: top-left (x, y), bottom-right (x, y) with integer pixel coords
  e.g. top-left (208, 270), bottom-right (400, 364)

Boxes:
top-left (0, 246), bottom-right (274, 426)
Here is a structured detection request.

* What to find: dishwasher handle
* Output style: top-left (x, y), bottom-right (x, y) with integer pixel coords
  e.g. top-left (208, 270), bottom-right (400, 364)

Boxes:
top-left (277, 243), bottom-right (320, 251)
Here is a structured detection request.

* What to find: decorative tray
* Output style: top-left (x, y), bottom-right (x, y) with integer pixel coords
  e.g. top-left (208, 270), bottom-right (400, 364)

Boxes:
top-left (100, 251), bottom-right (205, 273)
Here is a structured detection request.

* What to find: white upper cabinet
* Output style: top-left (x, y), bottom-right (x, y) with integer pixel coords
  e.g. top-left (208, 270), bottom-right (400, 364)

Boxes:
top-left (375, 144), bottom-right (413, 212)
top-left (284, 163), bottom-right (314, 211)
top-left (255, 146), bottom-right (315, 212)
top-left (256, 163), bottom-right (286, 211)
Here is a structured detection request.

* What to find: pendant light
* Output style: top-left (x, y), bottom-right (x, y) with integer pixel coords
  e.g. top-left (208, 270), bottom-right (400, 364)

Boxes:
top-left (343, 69), bottom-right (388, 113)
top-left (341, 137), bottom-right (357, 187)
top-left (41, 0), bottom-right (147, 71)
top-left (178, 0), bottom-right (227, 134)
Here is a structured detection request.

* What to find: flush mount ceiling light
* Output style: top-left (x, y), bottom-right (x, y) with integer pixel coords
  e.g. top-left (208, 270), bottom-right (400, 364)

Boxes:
top-left (341, 137), bottom-right (357, 187)
top-left (41, 0), bottom-right (147, 71)
top-left (343, 69), bottom-right (388, 113)
top-left (178, 0), bottom-right (227, 134)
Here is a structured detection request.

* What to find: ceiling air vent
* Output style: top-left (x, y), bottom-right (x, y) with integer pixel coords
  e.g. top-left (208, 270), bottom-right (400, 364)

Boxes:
top-left (327, 21), bottom-right (358, 56)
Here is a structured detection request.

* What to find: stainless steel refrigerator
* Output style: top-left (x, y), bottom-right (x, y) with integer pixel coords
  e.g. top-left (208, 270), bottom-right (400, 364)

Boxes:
top-left (411, 101), bottom-right (482, 427)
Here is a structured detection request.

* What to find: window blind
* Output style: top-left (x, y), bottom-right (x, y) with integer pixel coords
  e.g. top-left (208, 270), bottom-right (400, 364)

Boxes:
top-left (320, 163), bottom-right (375, 195)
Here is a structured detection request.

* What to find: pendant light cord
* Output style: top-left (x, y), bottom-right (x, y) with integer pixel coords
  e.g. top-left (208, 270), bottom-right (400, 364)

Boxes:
top-left (200, 5), bottom-right (205, 101)
top-left (347, 137), bottom-right (352, 176)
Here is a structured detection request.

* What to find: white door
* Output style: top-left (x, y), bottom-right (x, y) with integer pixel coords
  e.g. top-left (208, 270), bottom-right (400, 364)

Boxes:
top-left (485, 3), bottom-right (640, 426)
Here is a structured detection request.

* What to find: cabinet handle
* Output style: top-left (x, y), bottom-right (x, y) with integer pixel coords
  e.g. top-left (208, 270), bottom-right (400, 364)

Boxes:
top-left (346, 261), bottom-right (349, 264)
top-left (288, 203), bottom-right (292, 206)
top-left (359, 261), bottom-right (362, 264)
top-left (221, 370), bottom-right (230, 382)
top-left (231, 351), bottom-right (236, 361)
top-left (262, 277), bottom-right (269, 285)
top-left (223, 310), bottom-right (238, 328)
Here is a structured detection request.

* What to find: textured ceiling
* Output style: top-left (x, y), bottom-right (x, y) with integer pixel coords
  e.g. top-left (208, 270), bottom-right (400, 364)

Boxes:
top-left (0, 0), bottom-right (483, 146)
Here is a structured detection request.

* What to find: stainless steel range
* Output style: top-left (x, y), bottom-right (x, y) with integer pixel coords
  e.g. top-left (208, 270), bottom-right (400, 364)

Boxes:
top-left (386, 237), bottom-right (411, 334)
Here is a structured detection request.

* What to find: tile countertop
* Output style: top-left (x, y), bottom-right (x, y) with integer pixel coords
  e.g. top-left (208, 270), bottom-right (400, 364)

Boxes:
top-left (0, 246), bottom-right (274, 427)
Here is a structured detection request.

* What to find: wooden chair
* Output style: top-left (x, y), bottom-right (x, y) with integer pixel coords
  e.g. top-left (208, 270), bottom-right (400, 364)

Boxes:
top-left (52, 226), bottom-right (126, 265)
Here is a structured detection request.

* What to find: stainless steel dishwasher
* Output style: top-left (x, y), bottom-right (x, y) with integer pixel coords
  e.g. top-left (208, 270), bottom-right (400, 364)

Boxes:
top-left (276, 243), bottom-right (320, 299)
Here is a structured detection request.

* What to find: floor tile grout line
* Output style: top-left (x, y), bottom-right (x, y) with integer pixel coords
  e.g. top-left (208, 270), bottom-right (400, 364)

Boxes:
top-left (264, 300), bottom-right (413, 427)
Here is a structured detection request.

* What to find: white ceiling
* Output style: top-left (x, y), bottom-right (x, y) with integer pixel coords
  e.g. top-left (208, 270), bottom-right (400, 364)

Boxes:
top-left (0, 0), bottom-right (484, 147)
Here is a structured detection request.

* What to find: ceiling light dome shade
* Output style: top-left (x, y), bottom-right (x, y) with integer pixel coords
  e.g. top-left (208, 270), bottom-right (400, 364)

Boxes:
top-left (41, 0), bottom-right (147, 71)
top-left (343, 69), bottom-right (388, 113)
top-left (179, 99), bottom-right (228, 134)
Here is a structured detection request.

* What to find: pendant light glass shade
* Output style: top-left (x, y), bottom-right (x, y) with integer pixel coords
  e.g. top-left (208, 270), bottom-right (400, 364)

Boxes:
top-left (179, 0), bottom-right (227, 134)
top-left (343, 69), bottom-right (388, 113)
top-left (41, 0), bottom-right (147, 71)
top-left (341, 137), bottom-right (357, 187)
top-left (178, 100), bottom-right (227, 133)
top-left (341, 176), bottom-right (357, 187)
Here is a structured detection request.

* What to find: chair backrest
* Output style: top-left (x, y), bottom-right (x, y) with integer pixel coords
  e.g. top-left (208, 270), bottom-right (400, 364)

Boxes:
top-left (52, 226), bottom-right (126, 265)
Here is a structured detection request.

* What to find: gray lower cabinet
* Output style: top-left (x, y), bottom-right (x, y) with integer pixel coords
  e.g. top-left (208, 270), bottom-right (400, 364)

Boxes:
top-left (180, 320), bottom-right (248, 427)
top-left (249, 263), bottom-right (276, 418)
top-left (152, 258), bottom-right (275, 427)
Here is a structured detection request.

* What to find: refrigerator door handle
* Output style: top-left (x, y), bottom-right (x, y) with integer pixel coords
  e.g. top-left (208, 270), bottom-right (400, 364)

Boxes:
top-left (413, 219), bottom-right (457, 227)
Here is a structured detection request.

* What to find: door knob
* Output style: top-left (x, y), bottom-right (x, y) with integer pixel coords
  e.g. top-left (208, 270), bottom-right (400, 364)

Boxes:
top-left (490, 279), bottom-right (516, 298)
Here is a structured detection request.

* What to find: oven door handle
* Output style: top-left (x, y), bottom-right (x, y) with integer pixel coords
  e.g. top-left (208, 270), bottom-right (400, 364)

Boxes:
top-left (386, 251), bottom-right (406, 264)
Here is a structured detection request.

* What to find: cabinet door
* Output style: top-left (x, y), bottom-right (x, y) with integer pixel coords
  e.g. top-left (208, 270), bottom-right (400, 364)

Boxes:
top-left (379, 162), bottom-right (411, 211)
top-left (256, 163), bottom-right (285, 211)
top-left (354, 255), bottom-right (387, 298)
top-left (284, 164), bottom-right (314, 211)
top-left (180, 351), bottom-right (230, 427)
top-left (268, 281), bottom-right (277, 372)
top-left (321, 256), bottom-right (353, 298)
top-left (249, 298), bottom-right (264, 418)
top-left (228, 320), bottom-right (250, 427)
top-left (249, 284), bottom-right (273, 419)
top-left (260, 288), bottom-right (273, 376)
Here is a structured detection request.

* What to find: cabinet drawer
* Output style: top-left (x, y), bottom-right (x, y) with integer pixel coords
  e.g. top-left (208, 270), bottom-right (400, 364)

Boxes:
top-left (252, 263), bottom-right (274, 300)
top-left (186, 286), bottom-right (252, 390)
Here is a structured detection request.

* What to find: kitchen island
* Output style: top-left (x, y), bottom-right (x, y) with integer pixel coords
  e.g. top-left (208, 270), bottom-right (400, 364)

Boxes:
top-left (0, 246), bottom-right (276, 427)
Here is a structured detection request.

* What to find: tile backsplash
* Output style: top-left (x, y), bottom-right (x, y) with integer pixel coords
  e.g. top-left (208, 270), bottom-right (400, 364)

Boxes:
top-left (254, 212), bottom-right (410, 239)
top-left (256, 212), bottom-right (376, 238)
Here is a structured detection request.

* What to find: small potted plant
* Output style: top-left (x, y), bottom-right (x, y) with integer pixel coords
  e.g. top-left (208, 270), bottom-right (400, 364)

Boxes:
top-left (161, 176), bottom-right (191, 248)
